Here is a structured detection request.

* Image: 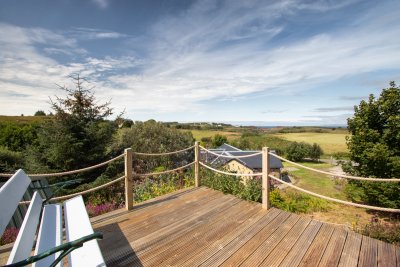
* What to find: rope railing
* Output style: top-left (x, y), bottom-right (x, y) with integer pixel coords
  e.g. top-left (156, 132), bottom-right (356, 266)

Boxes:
top-left (18, 162), bottom-right (195, 204)
top-left (271, 153), bottom-right (400, 182)
top-left (133, 146), bottom-right (194, 156)
top-left (0, 154), bottom-right (124, 179)
top-left (199, 162), bottom-right (262, 177)
top-left (137, 162), bottom-right (195, 177)
top-left (19, 175), bottom-right (125, 205)
top-left (268, 174), bottom-right (400, 213)
top-left (199, 146), bottom-right (262, 158)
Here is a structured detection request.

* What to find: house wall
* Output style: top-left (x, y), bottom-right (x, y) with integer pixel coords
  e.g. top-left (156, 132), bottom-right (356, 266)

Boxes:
top-left (224, 160), bottom-right (256, 184)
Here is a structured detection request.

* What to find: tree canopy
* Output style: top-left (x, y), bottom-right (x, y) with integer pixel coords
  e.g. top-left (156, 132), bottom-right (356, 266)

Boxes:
top-left (344, 82), bottom-right (400, 208)
top-left (27, 75), bottom-right (116, 174)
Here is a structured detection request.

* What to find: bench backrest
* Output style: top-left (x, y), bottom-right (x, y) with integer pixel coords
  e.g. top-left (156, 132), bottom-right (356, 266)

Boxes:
top-left (0, 169), bottom-right (31, 236)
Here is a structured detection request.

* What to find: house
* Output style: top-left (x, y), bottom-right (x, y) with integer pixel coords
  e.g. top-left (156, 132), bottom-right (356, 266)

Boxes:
top-left (201, 143), bottom-right (283, 183)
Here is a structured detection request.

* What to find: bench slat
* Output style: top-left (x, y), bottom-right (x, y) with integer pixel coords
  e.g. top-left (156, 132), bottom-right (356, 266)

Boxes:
top-left (0, 169), bottom-right (31, 236)
top-left (7, 191), bottom-right (43, 264)
top-left (64, 195), bottom-right (105, 267)
top-left (33, 204), bottom-right (63, 267)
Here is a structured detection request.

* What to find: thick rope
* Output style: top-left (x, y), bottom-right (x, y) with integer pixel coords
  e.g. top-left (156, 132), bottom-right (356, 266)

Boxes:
top-left (199, 146), bottom-right (262, 158)
top-left (0, 154), bottom-right (125, 179)
top-left (199, 162), bottom-right (262, 177)
top-left (137, 162), bottom-right (195, 177)
top-left (268, 174), bottom-right (400, 213)
top-left (271, 153), bottom-right (400, 182)
top-left (19, 175), bottom-right (126, 204)
top-left (134, 146), bottom-right (194, 156)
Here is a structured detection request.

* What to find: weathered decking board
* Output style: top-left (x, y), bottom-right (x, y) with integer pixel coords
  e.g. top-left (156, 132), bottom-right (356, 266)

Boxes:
top-left (91, 187), bottom-right (399, 267)
top-left (1, 186), bottom-right (399, 266)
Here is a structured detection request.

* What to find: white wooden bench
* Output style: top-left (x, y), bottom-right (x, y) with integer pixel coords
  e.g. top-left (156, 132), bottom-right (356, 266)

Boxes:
top-left (0, 169), bottom-right (105, 267)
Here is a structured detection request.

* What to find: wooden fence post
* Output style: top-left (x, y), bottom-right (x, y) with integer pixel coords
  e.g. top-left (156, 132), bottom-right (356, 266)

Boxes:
top-left (195, 141), bottom-right (200, 187)
top-left (124, 148), bottom-right (133, 211)
top-left (262, 147), bottom-right (270, 209)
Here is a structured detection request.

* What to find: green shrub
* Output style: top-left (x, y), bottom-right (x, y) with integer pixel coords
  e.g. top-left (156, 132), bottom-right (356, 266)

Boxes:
top-left (201, 169), bottom-right (262, 203)
top-left (359, 215), bottom-right (400, 245)
top-left (270, 189), bottom-right (329, 213)
top-left (134, 172), bottom-right (194, 203)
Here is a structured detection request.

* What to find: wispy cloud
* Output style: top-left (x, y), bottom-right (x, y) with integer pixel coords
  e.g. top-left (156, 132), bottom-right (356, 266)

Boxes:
top-left (92, 0), bottom-right (108, 9)
top-left (314, 107), bottom-right (354, 112)
top-left (70, 27), bottom-right (128, 40)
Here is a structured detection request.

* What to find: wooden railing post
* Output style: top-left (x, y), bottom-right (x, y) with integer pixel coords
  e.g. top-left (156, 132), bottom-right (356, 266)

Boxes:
top-left (195, 141), bottom-right (200, 187)
top-left (262, 147), bottom-right (270, 209)
top-left (124, 148), bottom-right (133, 210)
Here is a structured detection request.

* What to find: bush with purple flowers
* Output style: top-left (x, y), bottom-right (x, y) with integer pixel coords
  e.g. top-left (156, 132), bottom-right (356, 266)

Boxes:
top-left (0, 227), bottom-right (19, 245)
top-left (360, 215), bottom-right (400, 245)
top-left (86, 202), bottom-right (122, 217)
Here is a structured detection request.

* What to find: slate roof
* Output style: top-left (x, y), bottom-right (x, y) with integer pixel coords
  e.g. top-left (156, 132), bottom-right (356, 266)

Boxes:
top-left (201, 143), bottom-right (283, 170)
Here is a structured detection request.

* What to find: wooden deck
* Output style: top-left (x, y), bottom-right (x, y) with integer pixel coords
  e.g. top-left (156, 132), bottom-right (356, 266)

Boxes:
top-left (91, 187), bottom-right (399, 267)
top-left (1, 186), bottom-right (399, 266)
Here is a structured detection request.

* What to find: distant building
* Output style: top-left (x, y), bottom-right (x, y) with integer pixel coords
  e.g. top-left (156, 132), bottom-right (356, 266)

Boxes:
top-left (201, 143), bottom-right (283, 183)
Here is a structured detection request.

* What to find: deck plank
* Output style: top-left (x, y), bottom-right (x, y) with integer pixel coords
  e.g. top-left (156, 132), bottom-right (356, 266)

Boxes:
top-left (377, 240), bottom-right (396, 267)
top-left (298, 223), bottom-right (335, 267)
top-left (237, 214), bottom-right (300, 267)
top-left (142, 200), bottom-right (260, 266)
top-left (219, 211), bottom-right (292, 267)
top-left (338, 231), bottom-right (362, 267)
top-left (318, 227), bottom-right (348, 267)
top-left (278, 220), bottom-right (323, 267)
top-left (259, 217), bottom-right (312, 267)
top-left (358, 236), bottom-right (378, 267)
top-left (198, 208), bottom-right (282, 267)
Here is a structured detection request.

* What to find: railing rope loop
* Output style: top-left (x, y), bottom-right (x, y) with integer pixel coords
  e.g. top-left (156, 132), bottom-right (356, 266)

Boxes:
top-left (19, 175), bottom-right (125, 205)
top-left (271, 153), bottom-right (400, 182)
top-left (136, 162), bottom-right (195, 177)
top-left (268, 174), bottom-right (400, 213)
top-left (199, 162), bottom-right (262, 177)
top-left (0, 154), bottom-right (125, 179)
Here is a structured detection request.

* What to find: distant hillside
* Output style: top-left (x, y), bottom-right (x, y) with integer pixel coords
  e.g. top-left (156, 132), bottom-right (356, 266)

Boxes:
top-left (0, 115), bottom-right (53, 124)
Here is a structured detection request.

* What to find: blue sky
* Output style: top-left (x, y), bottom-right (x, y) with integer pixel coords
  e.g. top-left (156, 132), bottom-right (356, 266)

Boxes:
top-left (0, 0), bottom-right (399, 126)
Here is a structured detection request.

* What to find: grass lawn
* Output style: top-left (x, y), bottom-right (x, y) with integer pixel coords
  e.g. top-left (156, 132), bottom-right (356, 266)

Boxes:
top-left (181, 129), bottom-right (241, 141)
top-left (272, 132), bottom-right (349, 155)
top-left (282, 161), bottom-right (373, 227)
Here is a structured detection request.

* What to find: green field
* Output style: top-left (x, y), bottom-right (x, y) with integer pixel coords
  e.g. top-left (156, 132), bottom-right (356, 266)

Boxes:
top-left (180, 129), bottom-right (241, 141)
top-left (272, 132), bottom-right (349, 155)
top-left (0, 115), bottom-right (51, 124)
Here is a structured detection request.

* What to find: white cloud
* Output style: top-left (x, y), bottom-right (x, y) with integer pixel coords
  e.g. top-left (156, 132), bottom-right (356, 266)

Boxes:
top-left (70, 27), bottom-right (128, 40)
top-left (92, 0), bottom-right (108, 9)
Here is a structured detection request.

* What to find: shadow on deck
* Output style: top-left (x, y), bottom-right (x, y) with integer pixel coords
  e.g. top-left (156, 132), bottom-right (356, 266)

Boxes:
top-left (91, 187), bottom-right (399, 267)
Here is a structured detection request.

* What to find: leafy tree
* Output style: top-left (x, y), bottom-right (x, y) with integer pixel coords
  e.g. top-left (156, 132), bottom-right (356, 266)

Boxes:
top-left (0, 122), bottom-right (38, 151)
top-left (0, 146), bottom-right (24, 173)
top-left (110, 120), bottom-right (194, 173)
top-left (212, 134), bottom-right (227, 148)
top-left (27, 75), bottom-right (117, 175)
top-left (286, 142), bottom-right (311, 162)
top-left (344, 82), bottom-right (400, 208)
top-left (34, 110), bottom-right (46, 116)
top-left (310, 143), bottom-right (323, 161)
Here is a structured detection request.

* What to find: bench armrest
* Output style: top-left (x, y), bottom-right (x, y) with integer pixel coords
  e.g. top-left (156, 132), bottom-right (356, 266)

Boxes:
top-left (3, 232), bottom-right (103, 267)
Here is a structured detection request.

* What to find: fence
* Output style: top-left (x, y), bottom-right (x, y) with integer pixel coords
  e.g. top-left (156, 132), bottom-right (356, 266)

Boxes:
top-left (1, 142), bottom-right (399, 213)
